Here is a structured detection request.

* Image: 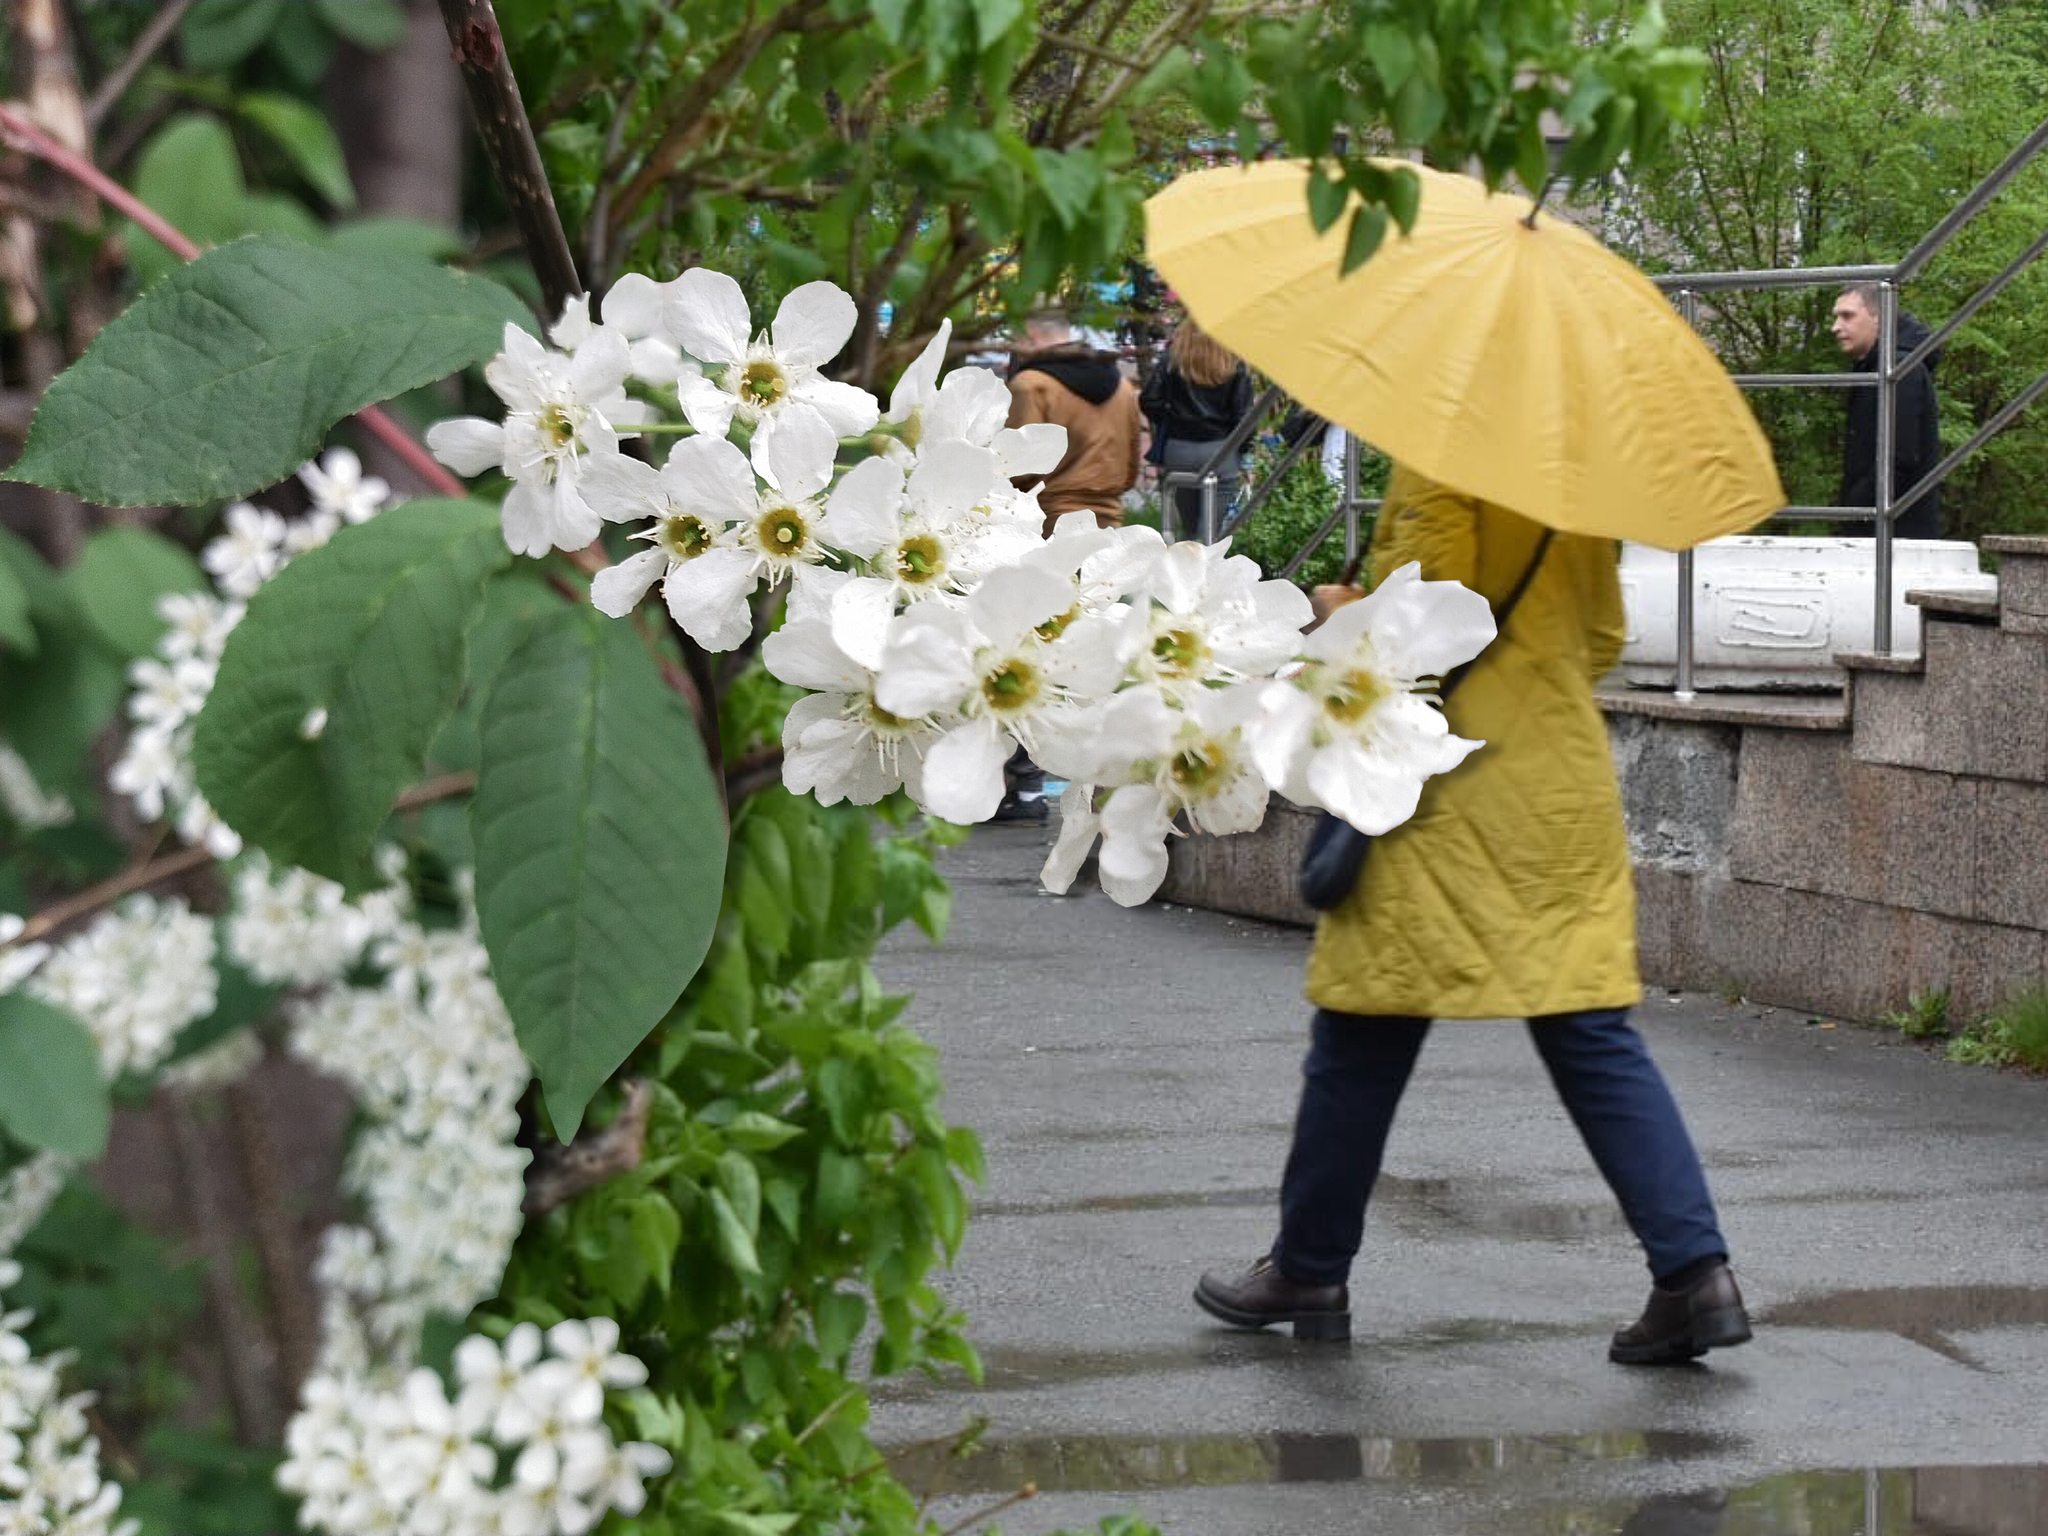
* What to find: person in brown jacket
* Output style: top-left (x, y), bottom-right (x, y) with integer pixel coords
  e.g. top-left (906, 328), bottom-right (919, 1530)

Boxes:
top-left (1005, 308), bottom-right (1144, 537)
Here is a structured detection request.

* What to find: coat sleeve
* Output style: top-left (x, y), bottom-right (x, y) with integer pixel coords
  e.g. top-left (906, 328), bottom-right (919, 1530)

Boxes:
top-left (1371, 467), bottom-right (1480, 590)
top-left (1584, 542), bottom-right (1628, 681)
top-left (1897, 363), bottom-right (1940, 483)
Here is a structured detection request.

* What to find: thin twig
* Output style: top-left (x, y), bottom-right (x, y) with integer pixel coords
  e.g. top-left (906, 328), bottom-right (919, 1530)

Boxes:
top-left (83, 0), bottom-right (198, 130)
top-left (0, 103), bottom-right (466, 499)
top-left (5, 774), bottom-right (479, 950)
top-left (935, 1486), bottom-right (1038, 1536)
top-left (522, 1079), bottom-right (654, 1217)
top-left (437, 0), bottom-right (583, 320)
top-left (226, 1067), bottom-right (321, 1398)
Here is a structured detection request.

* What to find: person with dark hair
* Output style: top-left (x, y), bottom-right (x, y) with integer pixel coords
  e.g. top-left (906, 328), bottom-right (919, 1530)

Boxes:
top-left (1005, 307), bottom-right (1143, 537)
top-left (1140, 317), bottom-right (1255, 533)
top-left (1831, 283), bottom-right (1943, 538)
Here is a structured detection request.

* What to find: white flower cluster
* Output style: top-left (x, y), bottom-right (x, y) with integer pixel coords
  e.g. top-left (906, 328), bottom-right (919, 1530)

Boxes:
top-left (0, 1156), bottom-right (69, 1266)
top-left (429, 269), bottom-right (1500, 904)
top-left (0, 1259), bottom-right (136, 1536)
top-left (202, 448), bottom-right (393, 598)
top-left (28, 897), bottom-right (217, 1079)
top-left (226, 855), bottom-right (394, 989)
top-left (280, 1320), bottom-right (670, 1536)
top-left (109, 450), bottom-right (399, 856)
top-left (288, 911), bottom-right (530, 1372)
top-left (0, 746), bottom-right (73, 834)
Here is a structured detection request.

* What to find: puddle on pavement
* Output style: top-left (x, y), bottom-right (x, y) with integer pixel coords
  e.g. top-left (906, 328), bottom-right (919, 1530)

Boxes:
top-left (898, 1441), bottom-right (2048, 1535)
top-left (1760, 1285), bottom-right (2048, 1369)
top-left (895, 1427), bottom-right (1738, 1496)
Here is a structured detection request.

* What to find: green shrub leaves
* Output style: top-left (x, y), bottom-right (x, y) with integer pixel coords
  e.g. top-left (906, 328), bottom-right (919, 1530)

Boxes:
top-left (193, 501), bottom-right (509, 889)
top-left (471, 609), bottom-right (727, 1139)
top-left (8, 235), bottom-right (530, 508)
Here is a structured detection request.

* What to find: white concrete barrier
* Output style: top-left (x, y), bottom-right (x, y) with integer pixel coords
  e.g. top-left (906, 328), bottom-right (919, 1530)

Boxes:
top-left (1617, 536), bottom-right (1996, 690)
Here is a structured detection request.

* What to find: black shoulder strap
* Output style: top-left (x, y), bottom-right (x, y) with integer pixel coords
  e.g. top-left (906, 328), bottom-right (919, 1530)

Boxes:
top-left (1440, 528), bottom-right (1555, 701)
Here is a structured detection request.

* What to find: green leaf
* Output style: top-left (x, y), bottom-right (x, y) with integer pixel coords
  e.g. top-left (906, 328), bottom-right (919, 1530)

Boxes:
top-left (1341, 204), bottom-right (1390, 275)
top-left (1033, 149), bottom-right (1098, 233)
top-left (192, 500), bottom-right (510, 888)
top-left (314, 0), bottom-right (408, 49)
top-left (127, 115), bottom-right (249, 291)
top-left (971, 0), bottom-right (1026, 50)
top-left (628, 1195), bottom-right (682, 1297)
top-left (266, 0), bottom-right (337, 87)
top-left (0, 994), bottom-right (111, 1159)
top-left (471, 609), bottom-right (727, 1139)
top-left (714, 1151), bottom-right (761, 1241)
top-left (9, 235), bottom-right (533, 508)
top-left (1363, 21), bottom-right (1418, 95)
top-left (815, 1292), bottom-right (866, 1362)
top-left (330, 216), bottom-right (465, 265)
top-left (721, 1110), bottom-right (802, 1152)
top-left (0, 557), bottom-right (31, 654)
top-left (1384, 165), bottom-right (1422, 234)
top-left (180, 0), bottom-right (284, 71)
top-left (1306, 168), bottom-right (1349, 235)
top-left (706, 1187), bottom-right (761, 1277)
top-left (237, 93), bottom-right (357, 209)
top-left (1390, 73), bottom-right (1446, 145)
top-left (61, 527), bottom-right (207, 660)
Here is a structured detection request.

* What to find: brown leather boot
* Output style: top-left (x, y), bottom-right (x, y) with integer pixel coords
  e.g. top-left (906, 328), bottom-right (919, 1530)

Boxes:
top-left (1194, 1255), bottom-right (1351, 1342)
top-left (1609, 1261), bottom-right (1753, 1365)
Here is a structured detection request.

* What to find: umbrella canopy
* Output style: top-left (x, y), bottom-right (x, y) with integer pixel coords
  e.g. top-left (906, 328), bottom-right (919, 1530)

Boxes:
top-left (1145, 160), bottom-right (1785, 549)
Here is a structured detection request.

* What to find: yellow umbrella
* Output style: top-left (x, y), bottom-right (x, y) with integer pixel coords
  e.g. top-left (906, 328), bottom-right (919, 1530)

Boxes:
top-left (1145, 159), bottom-right (1785, 549)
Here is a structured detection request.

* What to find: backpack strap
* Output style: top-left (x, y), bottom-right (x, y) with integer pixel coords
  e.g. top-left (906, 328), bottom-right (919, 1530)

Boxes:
top-left (1440, 528), bottom-right (1555, 701)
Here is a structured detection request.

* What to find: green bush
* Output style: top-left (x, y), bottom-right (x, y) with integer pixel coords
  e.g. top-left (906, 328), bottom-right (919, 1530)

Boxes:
top-left (1226, 437), bottom-right (1388, 590)
top-left (1948, 987), bottom-right (2048, 1072)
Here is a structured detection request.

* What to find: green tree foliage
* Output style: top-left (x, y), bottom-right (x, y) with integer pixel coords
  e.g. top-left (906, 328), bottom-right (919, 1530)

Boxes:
top-left (1621, 0), bottom-right (2048, 535)
top-left (505, 0), bottom-right (1703, 381)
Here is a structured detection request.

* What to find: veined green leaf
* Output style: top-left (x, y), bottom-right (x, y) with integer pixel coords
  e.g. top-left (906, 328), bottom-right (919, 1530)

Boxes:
top-left (192, 500), bottom-right (509, 889)
top-left (8, 235), bottom-right (532, 508)
top-left (62, 526), bottom-right (207, 660)
top-left (237, 93), bottom-right (357, 209)
top-left (471, 609), bottom-right (726, 1139)
top-left (0, 994), bottom-right (111, 1159)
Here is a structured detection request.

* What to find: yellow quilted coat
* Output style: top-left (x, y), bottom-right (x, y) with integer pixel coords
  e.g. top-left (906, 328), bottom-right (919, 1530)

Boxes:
top-left (1305, 467), bottom-right (1642, 1020)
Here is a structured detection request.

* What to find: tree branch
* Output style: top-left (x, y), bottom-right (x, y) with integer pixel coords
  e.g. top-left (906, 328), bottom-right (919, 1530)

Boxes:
top-left (83, 0), bottom-right (198, 131)
top-left (436, 0), bottom-right (583, 320)
top-left (521, 1078), bottom-right (653, 1217)
top-left (226, 1067), bottom-right (322, 1400)
top-left (5, 774), bottom-right (479, 951)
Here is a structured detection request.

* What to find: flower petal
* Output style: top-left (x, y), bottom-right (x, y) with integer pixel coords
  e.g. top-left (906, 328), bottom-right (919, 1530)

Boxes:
top-left (965, 564), bottom-right (1073, 652)
top-left (661, 434), bottom-right (759, 523)
top-left (1307, 737), bottom-right (1424, 835)
top-left (795, 376), bottom-right (882, 437)
top-left (499, 477), bottom-right (555, 558)
top-left (770, 280), bottom-right (858, 368)
top-left (551, 464), bottom-right (604, 550)
top-left (761, 616), bottom-right (870, 692)
top-left (661, 547), bottom-right (759, 651)
top-left (675, 372), bottom-right (740, 438)
top-left (1039, 782), bottom-right (1100, 893)
top-left (828, 577), bottom-right (897, 672)
top-left (888, 318), bottom-right (952, 423)
top-left (823, 455), bottom-right (906, 558)
top-left (875, 605), bottom-right (977, 719)
top-left (666, 268), bottom-right (752, 364)
top-left (590, 548), bottom-right (667, 617)
top-left (992, 421), bottom-right (1067, 476)
top-left (1253, 683), bottom-right (1318, 803)
top-left (755, 405), bottom-right (839, 500)
top-left (918, 718), bottom-right (1010, 823)
top-left (425, 418), bottom-right (505, 477)
top-left (907, 439), bottom-right (999, 525)
top-left (925, 367), bottom-right (1012, 445)
top-left (567, 325), bottom-right (632, 402)
top-left (603, 272), bottom-right (667, 340)
top-left (579, 451), bottom-right (663, 523)
top-left (1096, 784), bottom-right (1172, 906)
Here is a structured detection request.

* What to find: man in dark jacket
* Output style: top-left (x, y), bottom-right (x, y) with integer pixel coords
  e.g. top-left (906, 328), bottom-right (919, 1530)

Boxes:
top-left (1832, 284), bottom-right (1943, 538)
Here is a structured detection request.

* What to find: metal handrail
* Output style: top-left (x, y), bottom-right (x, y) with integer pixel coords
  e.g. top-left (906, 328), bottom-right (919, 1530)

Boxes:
top-left (1637, 118), bottom-right (2048, 691)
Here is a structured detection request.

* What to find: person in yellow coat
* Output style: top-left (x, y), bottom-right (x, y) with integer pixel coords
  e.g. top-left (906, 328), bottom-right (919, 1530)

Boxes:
top-left (1196, 466), bottom-right (1752, 1365)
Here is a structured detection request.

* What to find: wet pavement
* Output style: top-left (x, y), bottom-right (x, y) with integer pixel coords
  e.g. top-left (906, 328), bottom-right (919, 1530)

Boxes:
top-left (872, 828), bottom-right (2048, 1535)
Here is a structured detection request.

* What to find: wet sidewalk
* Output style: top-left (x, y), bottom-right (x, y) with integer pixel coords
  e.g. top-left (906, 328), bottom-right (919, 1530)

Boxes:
top-left (872, 827), bottom-right (2048, 1536)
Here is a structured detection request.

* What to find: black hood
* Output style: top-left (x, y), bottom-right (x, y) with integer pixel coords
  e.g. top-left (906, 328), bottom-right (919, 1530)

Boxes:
top-left (1012, 346), bottom-right (1124, 404)
top-left (1857, 311), bottom-right (1942, 372)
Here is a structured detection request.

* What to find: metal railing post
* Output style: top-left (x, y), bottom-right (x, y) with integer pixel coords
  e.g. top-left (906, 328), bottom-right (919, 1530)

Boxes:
top-left (1342, 432), bottom-right (1362, 570)
top-left (1198, 472), bottom-right (1221, 544)
top-left (1675, 289), bottom-right (1701, 699)
top-left (1875, 280), bottom-right (1898, 654)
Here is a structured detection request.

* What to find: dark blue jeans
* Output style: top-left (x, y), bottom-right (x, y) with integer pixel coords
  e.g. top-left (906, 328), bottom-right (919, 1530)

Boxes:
top-left (1273, 1008), bottom-right (1728, 1288)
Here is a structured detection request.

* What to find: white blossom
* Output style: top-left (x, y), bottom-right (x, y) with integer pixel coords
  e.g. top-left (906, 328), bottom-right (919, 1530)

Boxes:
top-left (299, 448), bottom-right (392, 526)
top-left (426, 323), bottom-right (645, 558)
top-left (0, 1264), bottom-right (137, 1536)
top-left (665, 270), bottom-right (880, 478)
top-left (29, 897), bottom-right (217, 1078)
top-left (202, 502), bottom-right (287, 597)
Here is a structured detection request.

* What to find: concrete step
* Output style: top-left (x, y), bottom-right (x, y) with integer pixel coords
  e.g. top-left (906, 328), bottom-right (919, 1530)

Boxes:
top-left (1835, 648), bottom-right (1926, 677)
top-left (1984, 534), bottom-right (2048, 635)
top-left (1851, 617), bottom-right (2048, 781)
top-left (1595, 687), bottom-right (1850, 733)
top-left (1906, 586), bottom-right (2001, 624)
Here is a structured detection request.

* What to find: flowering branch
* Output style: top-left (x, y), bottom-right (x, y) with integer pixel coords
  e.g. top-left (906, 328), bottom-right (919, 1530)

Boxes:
top-left (521, 1078), bottom-right (653, 1218)
top-left (0, 102), bottom-right (466, 500)
top-left (6, 773), bottom-right (480, 950)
